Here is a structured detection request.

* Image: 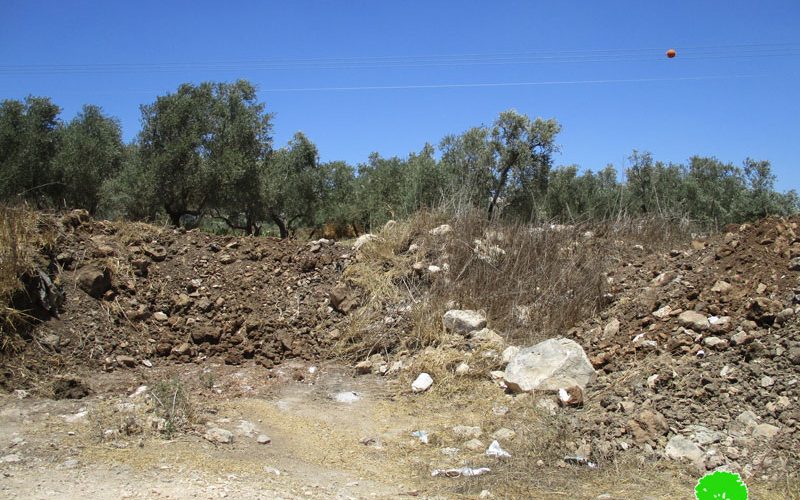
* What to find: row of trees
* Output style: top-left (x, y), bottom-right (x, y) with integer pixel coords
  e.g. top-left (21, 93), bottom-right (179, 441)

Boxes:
top-left (1, 79), bottom-right (797, 236)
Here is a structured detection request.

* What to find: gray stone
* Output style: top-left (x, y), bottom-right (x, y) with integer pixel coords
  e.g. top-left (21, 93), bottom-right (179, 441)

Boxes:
top-left (652, 305), bottom-right (673, 319)
top-left (501, 346), bottom-right (520, 364)
top-left (678, 310), bottom-right (709, 331)
top-left (703, 336), bottom-right (728, 350)
top-left (204, 427), bottom-right (234, 444)
top-left (443, 310), bottom-right (487, 335)
top-left (686, 425), bottom-right (726, 446)
top-left (603, 318), bottom-right (620, 337)
top-left (470, 328), bottom-right (505, 348)
top-left (503, 337), bottom-right (596, 393)
top-left (153, 311), bottom-right (168, 322)
top-left (116, 355), bottom-right (136, 368)
top-left (753, 423), bottom-right (780, 440)
top-left (452, 425), bottom-right (482, 439)
top-left (711, 280), bottom-right (733, 293)
top-left (664, 435), bottom-right (704, 464)
top-left (463, 439), bottom-right (485, 452)
top-left (492, 428), bottom-right (516, 441)
top-left (257, 435), bottom-right (272, 445)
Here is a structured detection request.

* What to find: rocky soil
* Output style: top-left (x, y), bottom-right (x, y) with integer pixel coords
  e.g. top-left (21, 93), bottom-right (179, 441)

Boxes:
top-left (1, 211), bottom-right (799, 498)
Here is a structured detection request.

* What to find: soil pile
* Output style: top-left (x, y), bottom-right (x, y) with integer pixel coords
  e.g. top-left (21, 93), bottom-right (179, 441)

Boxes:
top-left (1, 210), bottom-right (350, 392)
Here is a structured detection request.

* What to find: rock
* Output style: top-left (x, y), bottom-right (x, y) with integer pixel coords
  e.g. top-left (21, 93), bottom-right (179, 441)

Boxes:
top-left (557, 386), bottom-right (584, 407)
top-left (703, 336), bottom-right (728, 350)
top-left (464, 439), bottom-right (485, 452)
top-left (492, 428), bottom-right (516, 441)
top-left (353, 234), bottom-right (379, 251)
top-left (143, 245), bottom-right (167, 262)
top-left (427, 264), bottom-right (442, 274)
top-left (116, 355), bottom-right (136, 368)
top-left (678, 310), bottom-right (709, 331)
top-left (412, 373), bottom-right (433, 393)
top-left (40, 333), bottom-right (61, 351)
top-left (77, 266), bottom-right (111, 298)
top-left (652, 305), bottom-right (673, 319)
top-left (473, 239), bottom-right (505, 264)
top-left (748, 297), bottom-right (782, 325)
top-left (204, 427), bottom-right (234, 444)
top-left (257, 435), bottom-right (272, 445)
top-left (335, 391), bottom-right (361, 403)
top-left (330, 283), bottom-right (358, 314)
top-left (603, 318), bottom-right (620, 337)
top-left (501, 346), bottom-right (519, 364)
top-left (354, 361), bottom-right (372, 374)
top-left (628, 410), bottom-right (669, 444)
top-left (789, 257), bottom-right (800, 271)
top-left (708, 316), bottom-right (732, 333)
top-left (429, 224), bottom-right (452, 236)
top-left (686, 425), bottom-right (726, 446)
top-left (731, 331), bottom-right (750, 346)
top-left (753, 423), bottom-right (780, 440)
top-left (470, 328), bottom-right (505, 348)
top-left (443, 310), bottom-right (487, 335)
top-left (13, 389), bottom-right (30, 399)
top-left (711, 280), bottom-right (733, 293)
top-left (664, 435), bottom-right (704, 465)
top-left (761, 375), bottom-right (775, 387)
top-left (503, 338), bottom-right (596, 393)
top-left (455, 362), bottom-right (470, 376)
top-left (153, 311), bottom-right (168, 322)
top-left (452, 425), bottom-right (483, 439)
top-left (0, 453), bottom-right (22, 464)
top-left (235, 420), bottom-right (258, 437)
top-left (732, 410), bottom-right (759, 434)
top-left (171, 342), bottom-right (192, 356)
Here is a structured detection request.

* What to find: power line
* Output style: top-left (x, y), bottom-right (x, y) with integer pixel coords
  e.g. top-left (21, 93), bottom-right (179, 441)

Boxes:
top-left (0, 43), bottom-right (797, 75)
top-left (259, 74), bottom-right (763, 93)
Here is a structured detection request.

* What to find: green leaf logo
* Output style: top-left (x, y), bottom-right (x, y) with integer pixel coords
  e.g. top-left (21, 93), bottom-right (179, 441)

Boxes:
top-left (695, 471), bottom-right (748, 500)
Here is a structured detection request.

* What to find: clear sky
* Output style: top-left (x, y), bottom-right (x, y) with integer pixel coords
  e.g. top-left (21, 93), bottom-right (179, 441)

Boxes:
top-left (1, 1), bottom-right (798, 190)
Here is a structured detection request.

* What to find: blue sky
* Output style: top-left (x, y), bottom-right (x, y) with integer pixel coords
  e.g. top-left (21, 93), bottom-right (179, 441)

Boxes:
top-left (1, 1), bottom-right (799, 190)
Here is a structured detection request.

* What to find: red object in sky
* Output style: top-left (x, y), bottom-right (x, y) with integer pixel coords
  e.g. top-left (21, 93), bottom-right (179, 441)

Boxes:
top-left (666, 48), bottom-right (677, 58)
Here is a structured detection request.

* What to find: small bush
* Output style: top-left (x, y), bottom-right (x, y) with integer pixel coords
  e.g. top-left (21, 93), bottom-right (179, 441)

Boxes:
top-left (149, 378), bottom-right (193, 437)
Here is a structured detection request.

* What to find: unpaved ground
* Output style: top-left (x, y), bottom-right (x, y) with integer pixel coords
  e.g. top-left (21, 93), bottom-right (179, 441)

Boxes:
top-left (2, 362), bottom-right (792, 500)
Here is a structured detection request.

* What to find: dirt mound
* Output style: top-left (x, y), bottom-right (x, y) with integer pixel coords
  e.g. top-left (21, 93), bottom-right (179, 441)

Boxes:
top-left (567, 216), bottom-right (800, 474)
top-left (1, 211), bottom-right (350, 392)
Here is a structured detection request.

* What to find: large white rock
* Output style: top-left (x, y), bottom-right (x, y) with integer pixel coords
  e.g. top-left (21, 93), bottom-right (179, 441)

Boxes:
top-left (443, 310), bottom-right (487, 335)
top-left (412, 373), bottom-right (433, 393)
top-left (503, 338), bottom-right (596, 393)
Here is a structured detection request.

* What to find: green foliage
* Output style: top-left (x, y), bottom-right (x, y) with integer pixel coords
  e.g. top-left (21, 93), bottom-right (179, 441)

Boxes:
top-left (0, 96), bottom-right (62, 205)
top-left (54, 105), bottom-right (124, 214)
top-left (1, 87), bottom-right (796, 232)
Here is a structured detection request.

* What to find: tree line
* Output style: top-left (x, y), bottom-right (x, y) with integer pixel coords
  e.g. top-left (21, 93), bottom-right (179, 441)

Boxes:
top-left (1, 79), bottom-right (797, 236)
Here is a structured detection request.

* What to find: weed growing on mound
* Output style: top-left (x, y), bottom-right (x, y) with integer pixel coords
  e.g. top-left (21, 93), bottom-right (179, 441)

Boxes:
top-left (150, 378), bottom-right (194, 438)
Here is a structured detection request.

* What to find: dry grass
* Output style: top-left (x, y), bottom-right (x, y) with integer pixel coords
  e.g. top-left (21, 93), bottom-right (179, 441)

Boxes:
top-left (0, 205), bottom-right (57, 338)
top-left (335, 210), bottom-right (694, 362)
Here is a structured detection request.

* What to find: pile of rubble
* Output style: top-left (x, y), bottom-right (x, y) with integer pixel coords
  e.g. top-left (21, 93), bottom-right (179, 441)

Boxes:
top-left (1, 210), bottom-right (351, 390)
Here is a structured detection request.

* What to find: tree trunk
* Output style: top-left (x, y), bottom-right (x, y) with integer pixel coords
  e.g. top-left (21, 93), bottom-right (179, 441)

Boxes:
top-left (270, 212), bottom-right (289, 239)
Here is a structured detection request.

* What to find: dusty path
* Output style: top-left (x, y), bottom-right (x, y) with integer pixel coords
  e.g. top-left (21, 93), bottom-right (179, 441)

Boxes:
top-left (0, 361), bottom-right (791, 499)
